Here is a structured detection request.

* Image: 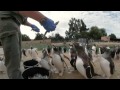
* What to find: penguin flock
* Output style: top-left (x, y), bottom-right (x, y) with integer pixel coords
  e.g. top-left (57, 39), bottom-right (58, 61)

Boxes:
top-left (20, 43), bottom-right (117, 79)
top-left (0, 43), bottom-right (119, 79)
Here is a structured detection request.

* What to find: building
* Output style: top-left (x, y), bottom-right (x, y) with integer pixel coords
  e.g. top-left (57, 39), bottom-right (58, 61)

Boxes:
top-left (101, 36), bottom-right (110, 42)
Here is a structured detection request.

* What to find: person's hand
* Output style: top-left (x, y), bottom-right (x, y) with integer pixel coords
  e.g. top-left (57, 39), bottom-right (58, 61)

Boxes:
top-left (40, 18), bottom-right (56, 32)
top-left (31, 24), bottom-right (40, 32)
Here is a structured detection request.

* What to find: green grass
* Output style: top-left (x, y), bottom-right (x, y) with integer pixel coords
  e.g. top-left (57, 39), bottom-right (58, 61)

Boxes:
top-left (22, 43), bottom-right (70, 51)
top-left (22, 43), bottom-right (48, 50)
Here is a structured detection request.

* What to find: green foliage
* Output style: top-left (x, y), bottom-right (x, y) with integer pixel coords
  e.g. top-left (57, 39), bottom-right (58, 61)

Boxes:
top-left (22, 34), bottom-right (31, 41)
top-left (100, 28), bottom-right (107, 36)
top-left (109, 33), bottom-right (116, 39)
top-left (65, 17), bottom-right (109, 41)
top-left (22, 43), bottom-right (48, 50)
top-left (65, 18), bottom-right (89, 40)
top-left (49, 33), bottom-right (64, 42)
top-left (34, 33), bottom-right (47, 40)
top-left (89, 26), bottom-right (107, 40)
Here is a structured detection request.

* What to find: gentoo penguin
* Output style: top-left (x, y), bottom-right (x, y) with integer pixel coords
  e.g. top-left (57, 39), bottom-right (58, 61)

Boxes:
top-left (115, 47), bottom-right (120, 60)
top-left (84, 45), bottom-right (93, 61)
top-left (91, 44), bottom-right (97, 60)
top-left (67, 45), bottom-right (75, 66)
top-left (0, 57), bottom-right (5, 73)
top-left (40, 49), bottom-right (51, 71)
top-left (85, 45), bottom-right (89, 56)
top-left (47, 45), bottom-right (51, 56)
top-left (110, 47), bottom-right (116, 60)
top-left (22, 49), bottom-right (27, 57)
top-left (24, 48), bottom-right (32, 58)
top-left (97, 47), bottom-right (115, 79)
top-left (73, 43), bottom-right (99, 79)
top-left (68, 44), bottom-right (74, 60)
top-left (70, 48), bottom-right (77, 70)
top-left (30, 47), bottom-right (39, 60)
top-left (21, 48), bottom-right (32, 62)
top-left (58, 46), bottom-right (69, 69)
top-left (51, 46), bottom-right (64, 76)
top-left (63, 46), bottom-right (67, 53)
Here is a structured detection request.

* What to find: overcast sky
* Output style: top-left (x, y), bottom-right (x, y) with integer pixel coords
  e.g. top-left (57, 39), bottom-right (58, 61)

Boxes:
top-left (20, 11), bottom-right (120, 39)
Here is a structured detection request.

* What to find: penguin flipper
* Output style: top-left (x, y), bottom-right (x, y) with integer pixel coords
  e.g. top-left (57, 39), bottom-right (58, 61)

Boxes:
top-left (110, 62), bottom-right (115, 75)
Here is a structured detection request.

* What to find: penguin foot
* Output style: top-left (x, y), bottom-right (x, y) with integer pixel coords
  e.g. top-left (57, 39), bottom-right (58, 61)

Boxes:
top-left (59, 72), bottom-right (63, 77)
top-left (55, 71), bottom-right (59, 74)
top-left (50, 69), bottom-right (55, 73)
top-left (105, 77), bottom-right (110, 79)
top-left (0, 71), bottom-right (5, 74)
top-left (74, 67), bottom-right (77, 70)
top-left (102, 74), bottom-right (106, 77)
top-left (93, 73), bottom-right (101, 76)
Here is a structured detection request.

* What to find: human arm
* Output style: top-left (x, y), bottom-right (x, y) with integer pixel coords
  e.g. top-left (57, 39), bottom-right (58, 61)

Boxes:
top-left (24, 21), bottom-right (40, 32)
top-left (17, 11), bottom-right (56, 32)
top-left (15, 11), bottom-right (46, 22)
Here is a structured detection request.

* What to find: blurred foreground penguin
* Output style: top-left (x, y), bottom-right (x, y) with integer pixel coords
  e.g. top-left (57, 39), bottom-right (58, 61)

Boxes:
top-left (73, 43), bottom-right (99, 79)
top-left (97, 47), bottom-right (115, 79)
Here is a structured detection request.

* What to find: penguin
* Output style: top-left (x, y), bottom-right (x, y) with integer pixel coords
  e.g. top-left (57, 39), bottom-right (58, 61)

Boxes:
top-left (39, 49), bottom-right (51, 70)
top-left (91, 44), bottom-right (97, 62)
top-left (30, 47), bottom-right (39, 60)
top-left (85, 45), bottom-right (88, 56)
top-left (115, 47), bottom-right (120, 60)
top-left (73, 43), bottom-right (99, 79)
top-left (97, 47), bottom-right (115, 79)
top-left (51, 46), bottom-right (64, 76)
top-left (47, 45), bottom-right (51, 56)
top-left (63, 46), bottom-right (67, 53)
top-left (110, 48), bottom-right (116, 60)
top-left (70, 48), bottom-right (77, 70)
top-left (25, 49), bottom-right (32, 57)
top-left (22, 49), bottom-right (27, 57)
top-left (0, 57), bottom-right (5, 73)
top-left (21, 48), bottom-right (32, 62)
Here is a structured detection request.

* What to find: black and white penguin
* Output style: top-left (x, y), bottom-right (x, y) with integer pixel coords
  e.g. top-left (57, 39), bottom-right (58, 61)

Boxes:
top-left (85, 45), bottom-right (89, 56)
top-left (70, 48), bottom-right (77, 70)
top-left (40, 49), bottom-right (52, 71)
top-left (115, 47), bottom-right (120, 60)
top-left (91, 44), bottom-right (97, 62)
top-left (110, 48), bottom-right (116, 60)
top-left (97, 47), bottom-right (115, 79)
top-left (63, 46), bottom-right (67, 53)
top-left (22, 49), bottom-right (27, 57)
top-left (51, 45), bottom-right (64, 76)
top-left (0, 57), bottom-right (5, 73)
top-left (73, 43), bottom-right (99, 79)
top-left (47, 45), bottom-right (51, 55)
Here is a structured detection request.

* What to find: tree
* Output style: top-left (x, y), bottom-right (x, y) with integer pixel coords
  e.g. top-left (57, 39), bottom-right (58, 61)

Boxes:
top-left (34, 33), bottom-right (46, 40)
top-left (65, 18), bottom-right (89, 40)
top-left (55, 33), bottom-right (64, 41)
top-left (48, 33), bottom-right (55, 41)
top-left (65, 30), bottom-right (72, 39)
top-left (80, 19), bottom-right (89, 32)
top-left (49, 33), bottom-right (64, 42)
top-left (89, 26), bottom-right (107, 40)
top-left (22, 34), bottom-right (31, 41)
top-left (109, 33), bottom-right (116, 39)
top-left (100, 28), bottom-right (107, 36)
top-left (89, 26), bottom-right (100, 40)
top-left (64, 37), bottom-right (69, 42)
